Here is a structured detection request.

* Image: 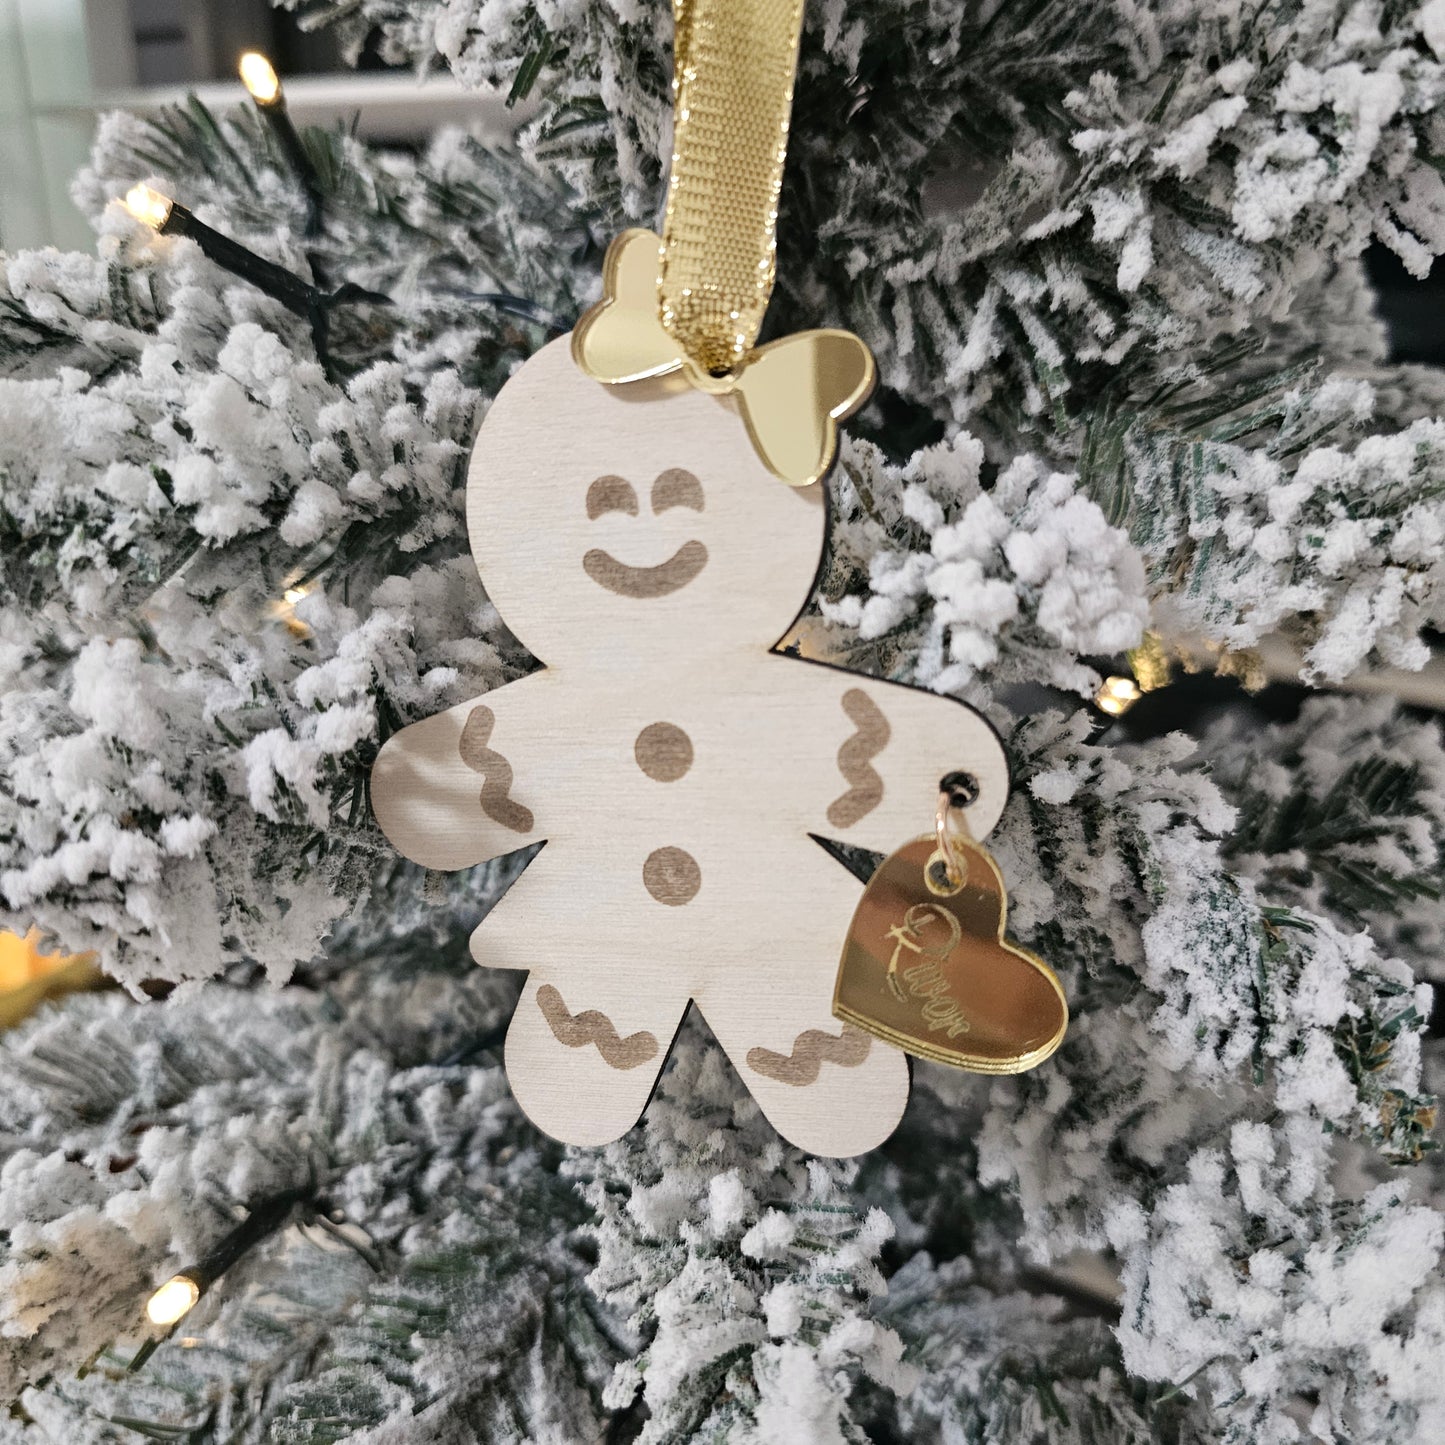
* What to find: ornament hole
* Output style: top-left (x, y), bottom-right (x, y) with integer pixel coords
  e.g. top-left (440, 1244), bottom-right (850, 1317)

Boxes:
top-left (925, 852), bottom-right (965, 897)
top-left (939, 770), bottom-right (980, 809)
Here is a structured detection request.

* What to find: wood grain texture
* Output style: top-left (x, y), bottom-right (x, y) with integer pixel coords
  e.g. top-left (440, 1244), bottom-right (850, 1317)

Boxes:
top-left (369, 336), bottom-right (1008, 1157)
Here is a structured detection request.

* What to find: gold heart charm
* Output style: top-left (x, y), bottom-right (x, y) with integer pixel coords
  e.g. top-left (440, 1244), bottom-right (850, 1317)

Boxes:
top-left (833, 836), bottom-right (1068, 1073)
top-left (571, 229), bottom-right (876, 488)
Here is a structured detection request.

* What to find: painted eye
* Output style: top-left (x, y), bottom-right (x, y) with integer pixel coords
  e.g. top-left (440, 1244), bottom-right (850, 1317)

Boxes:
top-left (586, 475), bottom-right (639, 518)
top-left (651, 468), bottom-right (705, 513)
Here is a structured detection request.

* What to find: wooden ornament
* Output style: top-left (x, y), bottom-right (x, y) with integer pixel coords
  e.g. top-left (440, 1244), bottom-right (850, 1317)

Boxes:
top-left (833, 836), bottom-right (1068, 1073)
top-left (370, 335), bottom-right (1009, 1157)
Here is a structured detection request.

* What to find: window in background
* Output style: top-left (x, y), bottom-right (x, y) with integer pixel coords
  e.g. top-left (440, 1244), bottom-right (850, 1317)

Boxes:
top-left (0, 0), bottom-right (496, 252)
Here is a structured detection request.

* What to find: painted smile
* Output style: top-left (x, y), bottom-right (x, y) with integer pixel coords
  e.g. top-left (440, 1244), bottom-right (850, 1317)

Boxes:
top-left (583, 540), bottom-right (709, 598)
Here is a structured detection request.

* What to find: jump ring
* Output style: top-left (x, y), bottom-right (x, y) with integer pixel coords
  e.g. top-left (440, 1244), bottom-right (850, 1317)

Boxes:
top-left (934, 784), bottom-right (974, 888)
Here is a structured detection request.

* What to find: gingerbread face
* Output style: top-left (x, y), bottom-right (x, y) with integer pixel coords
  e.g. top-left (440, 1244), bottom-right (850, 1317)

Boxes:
top-left (467, 339), bottom-right (825, 670)
top-left (580, 467), bottom-right (709, 599)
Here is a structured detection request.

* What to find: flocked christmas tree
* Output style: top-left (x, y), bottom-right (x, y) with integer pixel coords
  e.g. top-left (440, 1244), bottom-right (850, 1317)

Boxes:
top-left (4, 0), bottom-right (1445, 1439)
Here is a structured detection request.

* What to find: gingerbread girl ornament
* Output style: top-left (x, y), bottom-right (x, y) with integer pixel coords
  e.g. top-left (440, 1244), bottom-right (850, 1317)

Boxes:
top-left (370, 233), bottom-right (1011, 1158)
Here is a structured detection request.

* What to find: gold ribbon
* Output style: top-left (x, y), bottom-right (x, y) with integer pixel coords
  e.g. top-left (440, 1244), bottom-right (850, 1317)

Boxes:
top-left (571, 0), bottom-right (875, 487)
top-left (663, 0), bottom-right (804, 376)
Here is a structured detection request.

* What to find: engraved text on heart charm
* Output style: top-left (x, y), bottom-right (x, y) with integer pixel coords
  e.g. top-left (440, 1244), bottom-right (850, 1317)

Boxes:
top-left (833, 836), bottom-right (1068, 1073)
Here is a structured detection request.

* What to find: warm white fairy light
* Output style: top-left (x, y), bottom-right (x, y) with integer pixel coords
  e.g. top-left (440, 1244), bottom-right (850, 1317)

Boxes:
top-left (274, 584), bottom-right (312, 638)
top-left (122, 184), bottom-right (173, 232)
top-left (1094, 674), bottom-right (1142, 717)
top-left (145, 1274), bottom-right (201, 1327)
top-left (239, 51), bottom-right (282, 106)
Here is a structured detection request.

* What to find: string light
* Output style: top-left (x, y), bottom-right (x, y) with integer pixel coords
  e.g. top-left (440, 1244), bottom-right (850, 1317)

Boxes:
top-left (238, 51), bottom-right (282, 107)
top-left (120, 184), bottom-right (315, 307)
top-left (123, 184), bottom-right (174, 232)
top-left (1092, 632), bottom-right (1175, 721)
top-left (116, 179), bottom-right (388, 382)
top-left (145, 1273), bottom-right (202, 1327)
top-left (275, 583), bottom-right (312, 638)
top-left (1094, 675), bottom-right (1142, 717)
top-left (0, 929), bottom-right (100, 1031)
top-left (239, 51), bottom-right (322, 234)
top-left (133, 1187), bottom-right (315, 1371)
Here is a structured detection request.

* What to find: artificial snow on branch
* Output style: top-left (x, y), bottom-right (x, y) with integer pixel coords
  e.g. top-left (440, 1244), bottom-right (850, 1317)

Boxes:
top-left (0, 0), bottom-right (1442, 1438)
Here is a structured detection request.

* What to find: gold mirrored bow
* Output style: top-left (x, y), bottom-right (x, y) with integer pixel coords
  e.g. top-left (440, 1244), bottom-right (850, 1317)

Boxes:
top-left (571, 230), bottom-right (876, 489)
